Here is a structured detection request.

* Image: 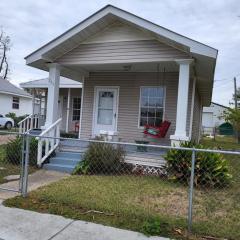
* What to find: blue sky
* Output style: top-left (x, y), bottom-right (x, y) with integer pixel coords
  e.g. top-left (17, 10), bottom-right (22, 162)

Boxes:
top-left (0, 0), bottom-right (239, 106)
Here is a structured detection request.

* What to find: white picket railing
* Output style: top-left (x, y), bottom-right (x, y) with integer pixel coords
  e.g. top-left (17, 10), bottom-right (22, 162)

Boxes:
top-left (19, 114), bottom-right (39, 134)
top-left (36, 118), bottom-right (62, 166)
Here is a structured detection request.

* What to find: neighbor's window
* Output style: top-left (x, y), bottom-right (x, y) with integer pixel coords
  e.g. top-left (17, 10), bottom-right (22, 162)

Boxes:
top-left (12, 97), bottom-right (20, 109)
top-left (72, 97), bottom-right (81, 121)
top-left (139, 87), bottom-right (164, 127)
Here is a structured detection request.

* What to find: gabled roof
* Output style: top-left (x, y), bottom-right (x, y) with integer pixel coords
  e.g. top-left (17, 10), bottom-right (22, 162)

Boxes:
top-left (25, 4), bottom-right (217, 64)
top-left (24, 4), bottom-right (218, 105)
top-left (20, 77), bottom-right (82, 89)
top-left (211, 102), bottom-right (229, 109)
top-left (0, 77), bottom-right (32, 98)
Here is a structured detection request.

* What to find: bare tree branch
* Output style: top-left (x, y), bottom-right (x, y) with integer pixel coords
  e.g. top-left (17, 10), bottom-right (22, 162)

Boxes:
top-left (0, 28), bottom-right (10, 79)
top-left (3, 55), bottom-right (8, 79)
top-left (0, 44), bottom-right (6, 73)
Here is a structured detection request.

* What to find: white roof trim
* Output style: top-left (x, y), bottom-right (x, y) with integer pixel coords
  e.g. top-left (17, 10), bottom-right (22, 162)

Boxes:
top-left (20, 78), bottom-right (82, 89)
top-left (25, 5), bottom-right (217, 65)
top-left (0, 90), bottom-right (32, 99)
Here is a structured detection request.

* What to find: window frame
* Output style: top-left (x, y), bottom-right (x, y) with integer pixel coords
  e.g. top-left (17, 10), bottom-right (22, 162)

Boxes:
top-left (138, 86), bottom-right (166, 129)
top-left (12, 96), bottom-right (20, 110)
top-left (72, 97), bottom-right (81, 121)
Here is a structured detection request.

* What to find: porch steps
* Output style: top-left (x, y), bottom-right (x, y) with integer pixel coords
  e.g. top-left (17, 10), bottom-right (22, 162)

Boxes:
top-left (43, 151), bottom-right (83, 173)
top-left (59, 139), bottom-right (89, 153)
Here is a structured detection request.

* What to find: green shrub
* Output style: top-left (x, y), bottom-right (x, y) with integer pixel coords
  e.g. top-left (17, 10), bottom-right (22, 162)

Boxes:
top-left (74, 140), bottom-right (129, 175)
top-left (164, 141), bottom-right (232, 188)
top-left (142, 218), bottom-right (162, 236)
top-left (5, 136), bottom-right (38, 166)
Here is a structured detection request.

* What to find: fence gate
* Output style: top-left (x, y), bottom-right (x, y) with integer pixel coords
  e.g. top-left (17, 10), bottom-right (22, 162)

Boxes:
top-left (0, 131), bottom-right (28, 197)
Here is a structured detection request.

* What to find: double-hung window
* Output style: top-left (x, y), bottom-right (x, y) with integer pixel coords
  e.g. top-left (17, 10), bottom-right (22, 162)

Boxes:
top-left (139, 87), bottom-right (164, 127)
top-left (72, 97), bottom-right (81, 121)
top-left (12, 97), bottom-right (20, 109)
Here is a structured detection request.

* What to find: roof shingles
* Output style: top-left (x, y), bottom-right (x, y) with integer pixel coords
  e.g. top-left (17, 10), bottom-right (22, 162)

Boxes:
top-left (0, 77), bottom-right (32, 98)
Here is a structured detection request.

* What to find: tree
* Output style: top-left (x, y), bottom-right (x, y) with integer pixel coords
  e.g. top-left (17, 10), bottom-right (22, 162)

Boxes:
top-left (224, 108), bottom-right (240, 143)
top-left (0, 28), bottom-right (10, 79)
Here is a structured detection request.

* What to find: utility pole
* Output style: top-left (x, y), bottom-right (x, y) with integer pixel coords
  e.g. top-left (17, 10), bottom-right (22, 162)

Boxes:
top-left (234, 77), bottom-right (237, 109)
top-left (234, 77), bottom-right (239, 142)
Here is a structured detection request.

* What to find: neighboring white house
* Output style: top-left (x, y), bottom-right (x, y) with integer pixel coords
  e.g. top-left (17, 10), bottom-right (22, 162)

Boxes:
top-left (202, 102), bottom-right (228, 134)
top-left (23, 5), bottom-right (218, 147)
top-left (0, 77), bottom-right (33, 116)
top-left (20, 77), bottom-right (82, 132)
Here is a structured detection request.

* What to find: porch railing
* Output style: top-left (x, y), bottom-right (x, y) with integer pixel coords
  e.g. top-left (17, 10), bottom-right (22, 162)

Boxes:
top-left (36, 118), bottom-right (62, 166)
top-left (19, 114), bottom-right (39, 134)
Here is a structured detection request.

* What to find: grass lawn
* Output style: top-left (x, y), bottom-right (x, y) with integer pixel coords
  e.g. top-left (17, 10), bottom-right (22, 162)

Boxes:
top-left (4, 136), bottom-right (240, 239)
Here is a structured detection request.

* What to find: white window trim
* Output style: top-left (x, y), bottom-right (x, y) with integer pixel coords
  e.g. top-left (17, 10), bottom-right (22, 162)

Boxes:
top-left (72, 96), bottom-right (81, 121)
top-left (138, 86), bottom-right (166, 129)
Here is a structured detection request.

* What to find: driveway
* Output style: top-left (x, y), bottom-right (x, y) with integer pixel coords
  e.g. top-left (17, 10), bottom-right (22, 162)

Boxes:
top-left (0, 203), bottom-right (168, 240)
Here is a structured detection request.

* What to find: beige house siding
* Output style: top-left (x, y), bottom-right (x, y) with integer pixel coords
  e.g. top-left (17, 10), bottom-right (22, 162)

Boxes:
top-left (80, 72), bottom-right (193, 144)
top-left (56, 40), bottom-right (190, 65)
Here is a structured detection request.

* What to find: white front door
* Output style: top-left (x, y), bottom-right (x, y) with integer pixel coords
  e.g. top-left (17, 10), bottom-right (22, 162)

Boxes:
top-left (93, 87), bottom-right (119, 136)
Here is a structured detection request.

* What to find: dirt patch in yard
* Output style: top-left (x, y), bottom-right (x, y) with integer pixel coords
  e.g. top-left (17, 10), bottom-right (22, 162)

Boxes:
top-left (0, 135), bottom-right (16, 145)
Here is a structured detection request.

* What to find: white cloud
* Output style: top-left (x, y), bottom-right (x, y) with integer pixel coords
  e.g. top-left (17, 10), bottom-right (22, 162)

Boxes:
top-left (0, 0), bottom-right (239, 106)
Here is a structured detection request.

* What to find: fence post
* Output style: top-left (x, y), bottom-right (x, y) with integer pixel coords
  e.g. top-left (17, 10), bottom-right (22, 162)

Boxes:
top-left (22, 134), bottom-right (30, 197)
top-left (188, 149), bottom-right (196, 233)
top-left (19, 133), bottom-right (26, 192)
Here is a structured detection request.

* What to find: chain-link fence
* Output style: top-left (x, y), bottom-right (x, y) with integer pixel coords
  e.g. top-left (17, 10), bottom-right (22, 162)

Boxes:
top-left (1, 132), bottom-right (240, 239)
top-left (0, 131), bottom-right (31, 195)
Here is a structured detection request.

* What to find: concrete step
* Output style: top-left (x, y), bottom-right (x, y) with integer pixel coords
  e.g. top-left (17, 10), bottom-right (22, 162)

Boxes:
top-left (43, 163), bottom-right (75, 173)
top-left (56, 151), bottom-right (83, 160)
top-left (59, 146), bottom-right (88, 153)
top-left (50, 157), bottom-right (81, 166)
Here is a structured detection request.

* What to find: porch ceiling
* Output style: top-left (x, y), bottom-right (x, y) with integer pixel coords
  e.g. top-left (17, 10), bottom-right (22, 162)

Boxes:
top-left (63, 59), bottom-right (213, 106)
top-left (66, 61), bottom-right (179, 73)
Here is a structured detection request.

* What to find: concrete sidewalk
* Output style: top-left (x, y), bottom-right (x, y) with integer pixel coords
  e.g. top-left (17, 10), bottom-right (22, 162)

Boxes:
top-left (0, 202), bottom-right (168, 240)
top-left (0, 170), bottom-right (69, 200)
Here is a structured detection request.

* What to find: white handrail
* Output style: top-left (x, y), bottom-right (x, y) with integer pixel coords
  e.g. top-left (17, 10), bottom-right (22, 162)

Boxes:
top-left (19, 114), bottom-right (46, 134)
top-left (39, 118), bottom-right (62, 137)
top-left (36, 118), bottom-right (62, 166)
top-left (19, 114), bottom-right (36, 134)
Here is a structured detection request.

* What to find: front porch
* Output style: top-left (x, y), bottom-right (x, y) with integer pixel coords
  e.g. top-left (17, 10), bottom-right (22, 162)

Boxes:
top-left (41, 59), bottom-right (197, 146)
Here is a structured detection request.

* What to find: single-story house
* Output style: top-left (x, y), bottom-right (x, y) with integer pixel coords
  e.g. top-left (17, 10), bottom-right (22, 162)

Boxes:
top-left (24, 5), bottom-right (218, 146)
top-left (202, 102), bottom-right (229, 135)
top-left (0, 77), bottom-right (34, 117)
top-left (20, 77), bottom-right (82, 132)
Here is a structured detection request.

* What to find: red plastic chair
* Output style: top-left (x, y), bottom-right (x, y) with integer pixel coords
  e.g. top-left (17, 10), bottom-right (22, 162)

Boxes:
top-left (144, 121), bottom-right (171, 138)
top-left (75, 122), bottom-right (79, 132)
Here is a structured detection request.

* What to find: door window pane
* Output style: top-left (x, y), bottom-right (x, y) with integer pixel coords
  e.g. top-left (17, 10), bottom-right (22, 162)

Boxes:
top-left (98, 91), bottom-right (113, 109)
top-left (97, 109), bottom-right (113, 125)
top-left (97, 91), bottom-right (114, 125)
top-left (72, 97), bottom-right (81, 121)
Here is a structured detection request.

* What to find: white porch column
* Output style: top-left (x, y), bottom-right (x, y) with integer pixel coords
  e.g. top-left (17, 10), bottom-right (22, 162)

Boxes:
top-left (78, 78), bottom-right (84, 138)
top-left (44, 63), bottom-right (61, 128)
top-left (170, 59), bottom-right (193, 146)
top-left (32, 89), bottom-right (36, 115)
top-left (65, 88), bottom-right (71, 133)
